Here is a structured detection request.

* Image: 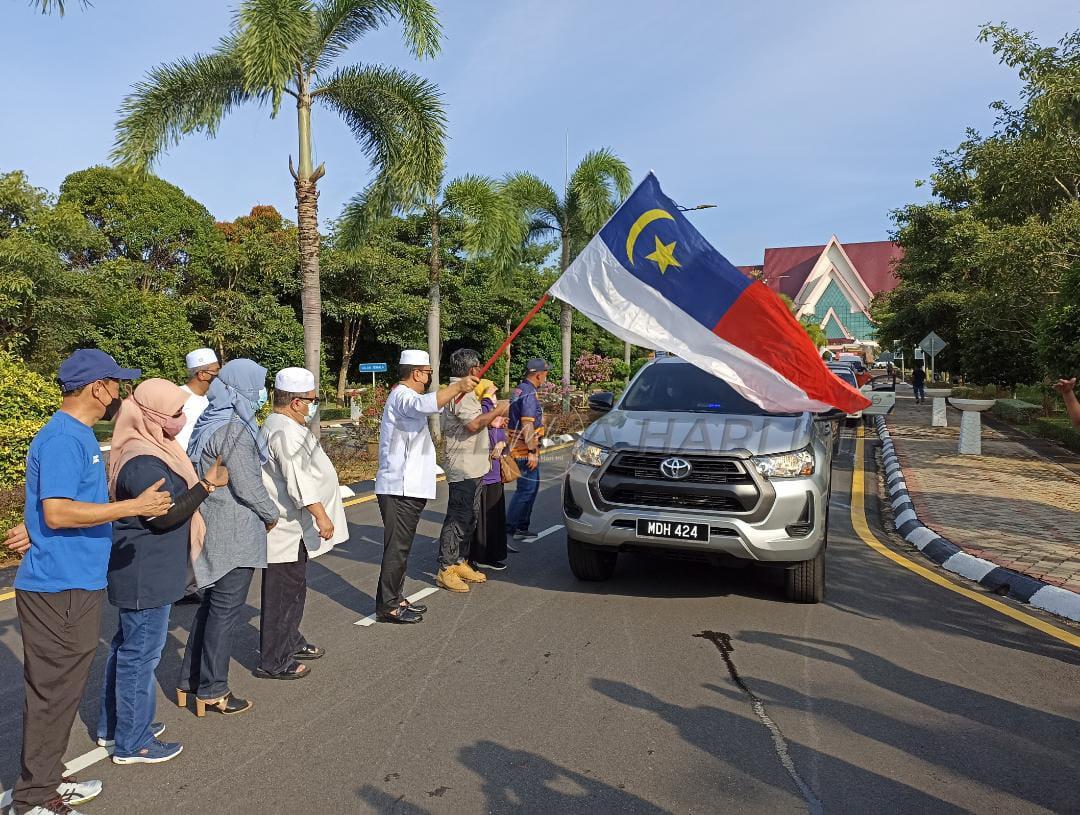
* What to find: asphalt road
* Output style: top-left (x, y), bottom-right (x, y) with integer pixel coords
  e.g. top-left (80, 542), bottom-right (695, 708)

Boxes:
top-left (0, 433), bottom-right (1078, 814)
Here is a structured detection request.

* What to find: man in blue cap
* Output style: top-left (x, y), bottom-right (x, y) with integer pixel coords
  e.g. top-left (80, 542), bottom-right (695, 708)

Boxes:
top-left (506, 358), bottom-right (550, 544)
top-left (6, 349), bottom-right (171, 815)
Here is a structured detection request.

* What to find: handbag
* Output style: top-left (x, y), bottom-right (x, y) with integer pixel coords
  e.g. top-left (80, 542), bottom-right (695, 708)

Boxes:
top-left (499, 452), bottom-right (521, 484)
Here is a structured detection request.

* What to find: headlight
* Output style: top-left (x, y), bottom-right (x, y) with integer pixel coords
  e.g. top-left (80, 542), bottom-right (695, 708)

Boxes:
top-left (572, 439), bottom-right (610, 468)
top-left (751, 448), bottom-right (815, 479)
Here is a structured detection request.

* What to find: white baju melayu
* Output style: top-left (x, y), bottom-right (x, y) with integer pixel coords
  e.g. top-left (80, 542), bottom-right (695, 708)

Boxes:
top-left (374, 385), bottom-right (442, 499)
top-left (175, 384), bottom-right (209, 453)
top-left (260, 412), bottom-right (349, 563)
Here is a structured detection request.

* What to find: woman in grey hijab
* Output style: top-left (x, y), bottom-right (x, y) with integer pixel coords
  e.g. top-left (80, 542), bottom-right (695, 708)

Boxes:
top-left (177, 359), bottom-right (276, 716)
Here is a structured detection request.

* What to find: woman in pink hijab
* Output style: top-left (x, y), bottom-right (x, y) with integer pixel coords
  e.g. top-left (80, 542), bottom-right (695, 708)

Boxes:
top-left (96, 379), bottom-right (227, 766)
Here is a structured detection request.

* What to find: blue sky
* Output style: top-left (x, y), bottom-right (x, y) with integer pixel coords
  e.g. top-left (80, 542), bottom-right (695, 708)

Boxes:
top-left (2, 0), bottom-right (1077, 264)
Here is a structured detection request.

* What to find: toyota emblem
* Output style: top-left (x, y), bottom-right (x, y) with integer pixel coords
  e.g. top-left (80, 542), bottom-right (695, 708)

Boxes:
top-left (659, 457), bottom-right (692, 480)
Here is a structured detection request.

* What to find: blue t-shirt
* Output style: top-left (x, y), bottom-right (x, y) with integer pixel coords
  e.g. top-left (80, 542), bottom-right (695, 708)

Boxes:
top-left (15, 411), bottom-right (112, 593)
top-left (508, 379), bottom-right (544, 455)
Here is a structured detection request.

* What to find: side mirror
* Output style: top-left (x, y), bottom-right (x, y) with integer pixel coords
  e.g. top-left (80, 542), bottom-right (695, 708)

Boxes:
top-left (588, 391), bottom-right (615, 413)
top-left (814, 408), bottom-right (845, 422)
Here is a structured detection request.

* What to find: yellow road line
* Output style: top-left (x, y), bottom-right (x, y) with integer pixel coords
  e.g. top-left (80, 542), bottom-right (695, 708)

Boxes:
top-left (0, 590), bottom-right (13, 602)
top-left (341, 440), bottom-right (575, 509)
top-left (851, 426), bottom-right (1080, 649)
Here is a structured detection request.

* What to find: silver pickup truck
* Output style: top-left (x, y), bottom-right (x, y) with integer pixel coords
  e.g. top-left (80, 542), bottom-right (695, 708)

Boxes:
top-left (562, 356), bottom-right (839, 603)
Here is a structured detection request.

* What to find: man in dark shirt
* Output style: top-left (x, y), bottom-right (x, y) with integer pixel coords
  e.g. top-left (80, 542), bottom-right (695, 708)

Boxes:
top-left (912, 363), bottom-right (927, 404)
top-left (506, 359), bottom-right (550, 542)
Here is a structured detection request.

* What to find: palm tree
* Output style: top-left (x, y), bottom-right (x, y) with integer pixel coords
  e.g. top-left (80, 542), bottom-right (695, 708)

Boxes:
top-left (502, 149), bottom-right (631, 408)
top-left (31, 0), bottom-right (86, 13)
top-left (339, 170), bottom-right (519, 438)
top-left (111, 0), bottom-right (446, 418)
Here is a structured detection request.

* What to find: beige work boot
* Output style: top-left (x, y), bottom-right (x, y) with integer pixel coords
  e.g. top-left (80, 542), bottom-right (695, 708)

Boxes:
top-left (436, 566), bottom-right (470, 593)
top-left (454, 562), bottom-right (488, 583)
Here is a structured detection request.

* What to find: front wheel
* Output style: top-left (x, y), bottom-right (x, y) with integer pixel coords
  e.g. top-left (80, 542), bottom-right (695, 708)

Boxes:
top-left (785, 549), bottom-right (825, 603)
top-left (567, 537), bottom-right (617, 581)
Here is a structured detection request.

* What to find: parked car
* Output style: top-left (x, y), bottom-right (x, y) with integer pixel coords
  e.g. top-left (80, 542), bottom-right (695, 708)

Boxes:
top-left (562, 356), bottom-right (838, 603)
top-left (826, 364), bottom-right (864, 422)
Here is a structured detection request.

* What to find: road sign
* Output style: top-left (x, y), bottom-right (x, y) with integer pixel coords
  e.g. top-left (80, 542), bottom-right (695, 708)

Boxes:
top-left (918, 331), bottom-right (947, 357)
top-left (878, 351), bottom-right (894, 364)
top-left (358, 362), bottom-right (387, 373)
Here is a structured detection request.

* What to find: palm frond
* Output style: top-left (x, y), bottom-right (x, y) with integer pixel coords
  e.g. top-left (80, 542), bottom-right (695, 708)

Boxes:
top-left (444, 174), bottom-right (522, 276)
top-left (112, 45), bottom-right (257, 172)
top-left (566, 147), bottom-right (632, 237)
top-left (31, 0), bottom-right (91, 15)
top-left (502, 172), bottom-right (563, 226)
top-left (235, 0), bottom-right (314, 113)
top-left (335, 173), bottom-right (403, 249)
top-left (314, 64), bottom-right (446, 197)
top-left (310, 0), bottom-right (441, 73)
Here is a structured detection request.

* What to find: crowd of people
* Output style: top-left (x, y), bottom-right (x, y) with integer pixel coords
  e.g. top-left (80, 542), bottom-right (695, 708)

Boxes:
top-left (2, 344), bottom-right (550, 815)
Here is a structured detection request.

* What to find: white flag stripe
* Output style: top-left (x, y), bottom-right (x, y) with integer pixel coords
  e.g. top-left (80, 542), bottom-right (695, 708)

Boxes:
top-left (549, 236), bottom-right (832, 414)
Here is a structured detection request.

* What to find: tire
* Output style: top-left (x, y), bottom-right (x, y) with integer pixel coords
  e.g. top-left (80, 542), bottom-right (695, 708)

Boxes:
top-left (785, 549), bottom-right (825, 603)
top-left (567, 537), bottom-right (617, 581)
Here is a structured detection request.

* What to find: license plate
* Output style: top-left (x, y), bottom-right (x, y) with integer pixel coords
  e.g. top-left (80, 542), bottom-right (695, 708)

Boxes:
top-left (636, 519), bottom-right (710, 542)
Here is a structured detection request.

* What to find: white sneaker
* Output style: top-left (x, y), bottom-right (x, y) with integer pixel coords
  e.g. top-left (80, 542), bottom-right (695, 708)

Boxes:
top-left (57, 776), bottom-right (102, 806)
top-left (10, 797), bottom-right (88, 814)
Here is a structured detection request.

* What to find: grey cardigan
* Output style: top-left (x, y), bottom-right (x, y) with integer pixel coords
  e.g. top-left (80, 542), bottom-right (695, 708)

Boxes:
top-left (192, 420), bottom-right (277, 588)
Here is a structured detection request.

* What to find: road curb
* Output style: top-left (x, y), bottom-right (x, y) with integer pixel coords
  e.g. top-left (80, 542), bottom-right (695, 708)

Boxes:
top-left (874, 415), bottom-right (1080, 624)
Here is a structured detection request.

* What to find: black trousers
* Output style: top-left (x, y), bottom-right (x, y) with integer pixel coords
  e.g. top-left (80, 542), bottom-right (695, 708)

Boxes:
top-left (437, 478), bottom-right (483, 569)
top-left (178, 566), bottom-right (255, 700)
top-left (259, 541), bottom-right (309, 674)
top-left (376, 494), bottom-right (427, 615)
top-left (472, 481), bottom-right (507, 564)
top-left (13, 589), bottom-right (104, 813)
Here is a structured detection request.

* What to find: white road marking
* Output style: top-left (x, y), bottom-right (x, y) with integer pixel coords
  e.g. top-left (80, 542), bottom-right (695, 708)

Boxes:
top-left (0, 746), bottom-right (114, 808)
top-left (354, 586), bottom-right (440, 627)
top-left (529, 524), bottom-right (564, 541)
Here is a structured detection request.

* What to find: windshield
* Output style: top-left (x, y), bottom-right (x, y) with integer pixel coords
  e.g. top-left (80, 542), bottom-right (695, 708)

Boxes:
top-left (621, 362), bottom-right (796, 415)
top-left (829, 367), bottom-right (858, 388)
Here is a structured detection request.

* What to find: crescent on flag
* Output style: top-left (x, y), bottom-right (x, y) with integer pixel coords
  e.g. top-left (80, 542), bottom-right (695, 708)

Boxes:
top-left (625, 208), bottom-right (675, 265)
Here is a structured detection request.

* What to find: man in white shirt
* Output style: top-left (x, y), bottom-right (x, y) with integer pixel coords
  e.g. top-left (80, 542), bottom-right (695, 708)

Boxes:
top-left (257, 367), bottom-right (349, 678)
top-left (175, 348), bottom-right (221, 452)
top-left (374, 350), bottom-right (477, 624)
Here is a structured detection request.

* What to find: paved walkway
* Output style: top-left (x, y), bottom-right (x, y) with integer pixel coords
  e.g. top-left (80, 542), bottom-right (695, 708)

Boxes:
top-left (885, 396), bottom-right (1080, 595)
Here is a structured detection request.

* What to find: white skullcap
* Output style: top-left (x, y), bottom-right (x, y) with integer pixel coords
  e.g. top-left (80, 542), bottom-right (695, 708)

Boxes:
top-left (399, 350), bottom-right (430, 366)
top-left (275, 367), bottom-right (316, 392)
top-left (185, 348), bottom-right (218, 369)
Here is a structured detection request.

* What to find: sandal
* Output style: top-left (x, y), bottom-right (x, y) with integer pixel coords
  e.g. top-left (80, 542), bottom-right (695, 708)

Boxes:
top-left (293, 644), bottom-right (325, 661)
top-left (254, 662), bottom-right (310, 680)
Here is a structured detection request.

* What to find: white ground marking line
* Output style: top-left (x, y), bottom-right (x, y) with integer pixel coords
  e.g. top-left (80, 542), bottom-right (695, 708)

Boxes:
top-left (354, 586), bottom-right (440, 627)
top-left (0, 746), bottom-right (115, 808)
top-left (526, 524), bottom-right (564, 541)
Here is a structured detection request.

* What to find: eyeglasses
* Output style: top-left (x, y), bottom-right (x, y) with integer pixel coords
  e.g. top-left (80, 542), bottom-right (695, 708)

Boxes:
top-left (295, 396), bottom-right (321, 405)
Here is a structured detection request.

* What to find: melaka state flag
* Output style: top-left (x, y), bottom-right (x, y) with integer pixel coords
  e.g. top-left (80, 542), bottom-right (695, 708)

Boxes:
top-left (549, 173), bottom-right (871, 414)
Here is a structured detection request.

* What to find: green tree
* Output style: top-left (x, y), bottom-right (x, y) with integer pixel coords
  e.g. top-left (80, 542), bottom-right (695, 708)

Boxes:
top-left (111, 0), bottom-right (446, 416)
top-left (502, 149), bottom-right (632, 407)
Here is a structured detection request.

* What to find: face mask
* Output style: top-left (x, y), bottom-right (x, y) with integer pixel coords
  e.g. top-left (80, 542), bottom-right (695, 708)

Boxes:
top-left (422, 372), bottom-right (433, 390)
top-left (162, 413), bottom-right (187, 439)
top-left (306, 401), bottom-right (318, 422)
top-left (256, 387), bottom-right (268, 409)
top-left (97, 384), bottom-right (123, 421)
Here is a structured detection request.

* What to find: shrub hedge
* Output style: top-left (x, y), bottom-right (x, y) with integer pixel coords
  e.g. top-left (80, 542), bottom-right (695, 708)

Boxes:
top-left (1032, 417), bottom-right (1080, 453)
top-left (0, 353), bottom-right (60, 487)
top-left (992, 399), bottom-right (1042, 424)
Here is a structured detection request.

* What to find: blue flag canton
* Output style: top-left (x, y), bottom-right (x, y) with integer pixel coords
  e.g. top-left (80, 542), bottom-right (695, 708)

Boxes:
top-left (599, 173), bottom-right (751, 330)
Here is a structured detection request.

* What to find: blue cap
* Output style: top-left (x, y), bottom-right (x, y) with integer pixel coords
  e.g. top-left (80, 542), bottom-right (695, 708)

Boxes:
top-left (57, 349), bottom-right (141, 392)
top-left (525, 358), bottom-right (551, 373)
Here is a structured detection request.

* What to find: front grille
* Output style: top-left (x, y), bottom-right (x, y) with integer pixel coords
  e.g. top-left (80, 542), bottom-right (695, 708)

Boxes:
top-left (606, 452), bottom-right (750, 485)
top-left (606, 488), bottom-right (743, 512)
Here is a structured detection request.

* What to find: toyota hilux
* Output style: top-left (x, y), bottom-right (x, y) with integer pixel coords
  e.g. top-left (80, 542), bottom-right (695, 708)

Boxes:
top-left (562, 355), bottom-right (838, 603)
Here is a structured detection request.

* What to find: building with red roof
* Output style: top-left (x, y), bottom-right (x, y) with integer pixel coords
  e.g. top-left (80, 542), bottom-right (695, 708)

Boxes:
top-left (740, 237), bottom-right (902, 352)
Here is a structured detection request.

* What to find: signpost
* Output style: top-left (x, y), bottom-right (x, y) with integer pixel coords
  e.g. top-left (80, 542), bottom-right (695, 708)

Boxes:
top-left (918, 331), bottom-right (947, 382)
top-left (358, 361), bottom-right (387, 388)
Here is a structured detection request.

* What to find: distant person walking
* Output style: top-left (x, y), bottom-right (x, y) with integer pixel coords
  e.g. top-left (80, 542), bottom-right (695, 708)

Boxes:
top-left (373, 351), bottom-right (477, 624)
top-left (912, 364), bottom-right (926, 405)
top-left (257, 367), bottom-right (349, 679)
top-left (1053, 377), bottom-right (1080, 428)
top-left (97, 379), bottom-right (228, 766)
top-left (435, 349), bottom-right (508, 593)
top-left (178, 359), bottom-right (277, 717)
top-left (9, 350), bottom-right (165, 815)
top-left (175, 348), bottom-right (220, 453)
top-left (506, 359), bottom-right (550, 542)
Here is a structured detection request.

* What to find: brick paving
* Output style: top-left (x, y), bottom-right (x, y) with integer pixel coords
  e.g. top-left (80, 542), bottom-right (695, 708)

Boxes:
top-left (885, 395), bottom-right (1080, 595)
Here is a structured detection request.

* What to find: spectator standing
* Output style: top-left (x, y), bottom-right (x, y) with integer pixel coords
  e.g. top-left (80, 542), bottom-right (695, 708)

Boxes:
top-left (912, 363), bottom-right (927, 405)
top-left (257, 367), bottom-right (349, 679)
top-left (471, 379), bottom-right (510, 571)
top-left (9, 349), bottom-right (167, 815)
top-left (436, 349), bottom-right (508, 593)
top-left (175, 348), bottom-right (220, 452)
top-left (373, 351), bottom-right (477, 624)
top-left (97, 379), bottom-right (228, 766)
top-left (178, 359), bottom-right (277, 717)
top-left (506, 359), bottom-right (550, 541)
